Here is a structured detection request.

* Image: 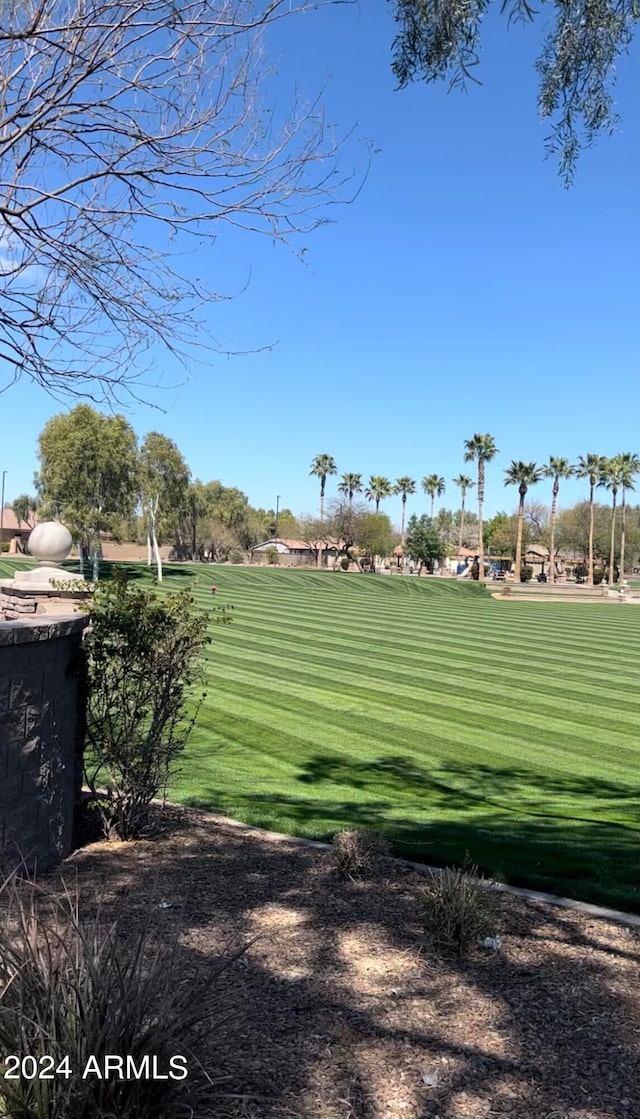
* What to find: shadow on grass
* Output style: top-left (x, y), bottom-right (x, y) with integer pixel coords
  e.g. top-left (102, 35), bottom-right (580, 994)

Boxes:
top-left (55, 806), bottom-right (640, 1119)
top-left (181, 754), bottom-right (640, 913)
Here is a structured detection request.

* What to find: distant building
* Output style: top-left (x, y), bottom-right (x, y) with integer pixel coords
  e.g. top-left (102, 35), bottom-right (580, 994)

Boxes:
top-left (0, 507), bottom-right (35, 550)
top-left (251, 537), bottom-right (342, 567)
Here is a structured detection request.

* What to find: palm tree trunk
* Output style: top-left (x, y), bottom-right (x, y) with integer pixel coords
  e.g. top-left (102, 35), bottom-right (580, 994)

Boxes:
top-left (430, 496), bottom-right (435, 518)
top-left (514, 494), bottom-right (525, 583)
top-left (620, 489), bottom-right (627, 583)
top-left (401, 497), bottom-right (407, 570)
top-left (319, 481), bottom-right (325, 569)
top-left (458, 497), bottom-right (465, 552)
top-left (587, 484), bottom-right (595, 586)
top-left (548, 483), bottom-right (558, 584)
top-left (477, 463), bottom-right (485, 581)
top-left (375, 498), bottom-right (380, 512)
top-left (608, 492), bottom-right (618, 582)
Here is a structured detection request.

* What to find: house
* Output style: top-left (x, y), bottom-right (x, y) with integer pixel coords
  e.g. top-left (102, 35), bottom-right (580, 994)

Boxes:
top-left (0, 507), bottom-right (35, 550)
top-left (251, 538), bottom-right (341, 567)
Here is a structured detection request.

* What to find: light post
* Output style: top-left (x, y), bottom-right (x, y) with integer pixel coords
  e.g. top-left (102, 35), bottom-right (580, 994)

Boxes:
top-left (0, 470), bottom-right (6, 548)
top-left (275, 495), bottom-right (280, 539)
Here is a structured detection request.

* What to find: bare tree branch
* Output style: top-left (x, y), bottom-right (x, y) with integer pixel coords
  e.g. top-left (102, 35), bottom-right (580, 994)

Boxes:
top-left (0, 0), bottom-right (363, 401)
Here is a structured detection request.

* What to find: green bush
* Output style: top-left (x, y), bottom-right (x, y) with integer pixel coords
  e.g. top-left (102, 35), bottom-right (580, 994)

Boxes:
top-left (264, 545), bottom-right (279, 565)
top-left (0, 542), bottom-right (9, 553)
top-left (0, 874), bottom-right (241, 1118)
top-left (520, 565), bottom-right (533, 583)
top-left (331, 829), bottom-right (389, 880)
top-left (229, 549), bottom-right (244, 565)
top-left (593, 569), bottom-right (605, 585)
top-left (84, 569), bottom-right (217, 840)
top-left (420, 858), bottom-right (503, 957)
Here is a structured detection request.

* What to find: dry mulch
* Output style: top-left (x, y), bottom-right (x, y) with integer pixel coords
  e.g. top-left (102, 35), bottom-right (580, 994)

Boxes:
top-left (46, 806), bottom-right (640, 1119)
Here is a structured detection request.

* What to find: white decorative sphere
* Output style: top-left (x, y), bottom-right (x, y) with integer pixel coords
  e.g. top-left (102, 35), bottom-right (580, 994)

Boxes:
top-left (28, 521), bottom-right (73, 564)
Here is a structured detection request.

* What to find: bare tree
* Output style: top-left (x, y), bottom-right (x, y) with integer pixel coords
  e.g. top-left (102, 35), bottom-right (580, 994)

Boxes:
top-left (0, 0), bottom-right (359, 401)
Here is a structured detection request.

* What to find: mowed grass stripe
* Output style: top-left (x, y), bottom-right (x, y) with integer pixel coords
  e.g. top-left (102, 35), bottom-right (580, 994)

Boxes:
top-left (209, 647), bottom-right (640, 773)
top-left (203, 663), bottom-right (636, 804)
top-left (212, 595), bottom-right (640, 689)
top-left (211, 616), bottom-right (640, 715)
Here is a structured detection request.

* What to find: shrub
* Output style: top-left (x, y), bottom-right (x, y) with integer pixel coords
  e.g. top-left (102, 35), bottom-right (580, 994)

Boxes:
top-left (520, 565), bottom-right (533, 583)
top-left (0, 874), bottom-right (240, 1118)
top-left (420, 858), bottom-right (503, 956)
top-left (593, 568), bottom-right (604, 585)
top-left (84, 569), bottom-right (216, 840)
top-left (229, 549), bottom-right (244, 565)
top-left (0, 541), bottom-right (9, 553)
top-left (331, 829), bottom-right (389, 880)
top-left (264, 545), bottom-right (279, 565)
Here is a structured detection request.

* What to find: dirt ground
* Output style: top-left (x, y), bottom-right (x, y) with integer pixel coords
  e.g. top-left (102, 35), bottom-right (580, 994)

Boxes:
top-left (49, 807), bottom-right (640, 1119)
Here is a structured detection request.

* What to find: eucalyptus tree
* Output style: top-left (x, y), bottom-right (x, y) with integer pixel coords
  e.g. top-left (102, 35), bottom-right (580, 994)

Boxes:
top-left (422, 474), bottom-right (446, 518)
top-left (452, 474), bottom-right (475, 551)
top-left (504, 461), bottom-right (544, 582)
top-left (544, 457), bottom-right (574, 583)
top-left (139, 433), bottom-right (190, 583)
top-left (337, 473), bottom-right (363, 506)
top-left (463, 434), bottom-right (499, 580)
top-left (37, 404), bottom-right (138, 579)
top-left (365, 475), bottom-right (393, 512)
top-left (575, 454), bottom-right (608, 585)
top-left (394, 477), bottom-right (417, 549)
top-left (618, 453), bottom-right (640, 582)
top-left (11, 494), bottom-right (38, 529)
top-left (309, 455), bottom-right (337, 521)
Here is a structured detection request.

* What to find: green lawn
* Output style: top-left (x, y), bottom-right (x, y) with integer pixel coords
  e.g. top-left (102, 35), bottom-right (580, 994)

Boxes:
top-left (3, 557), bottom-right (640, 911)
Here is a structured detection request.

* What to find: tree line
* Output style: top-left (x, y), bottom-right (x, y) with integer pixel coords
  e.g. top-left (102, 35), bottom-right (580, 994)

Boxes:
top-left (309, 441), bottom-right (640, 585)
top-left (9, 410), bottom-right (640, 584)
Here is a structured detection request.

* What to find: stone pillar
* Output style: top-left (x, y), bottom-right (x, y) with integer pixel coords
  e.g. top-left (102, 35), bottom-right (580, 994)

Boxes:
top-left (0, 614), bottom-right (88, 873)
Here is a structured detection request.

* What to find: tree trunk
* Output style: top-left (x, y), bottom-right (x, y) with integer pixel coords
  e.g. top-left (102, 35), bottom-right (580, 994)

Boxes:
top-left (150, 504), bottom-right (162, 583)
top-left (477, 463), bottom-right (485, 582)
top-left (91, 540), bottom-right (100, 582)
top-left (401, 497), bottom-right (407, 570)
top-left (548, 481), bottom-right (558, 584)
top-left (458, 497), bottom-right (466, 552)
top-left (375, 498), bottom-right (380, 512)
top-left (318, 484), bottom-right (325, 569)
top-left (587, 484), bottom-right (595, 586)
top-left (514, 493), bottom-right (526, 583)
top-left (620, 490), bottom-right (627, 583)
top-left (147, 530), bottom-right (152, 566)
top-left (430, 495), bottom-right (435, 518)
top-left (608, 490), bottom-right (617, 581)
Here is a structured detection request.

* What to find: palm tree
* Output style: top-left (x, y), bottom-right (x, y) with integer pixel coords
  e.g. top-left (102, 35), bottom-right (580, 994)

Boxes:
top-left (309, 454), bottom-right (337, 521)
top-left (337, 472), bottom-right (363, 506)
top-left (452, 474), bottom-right (475, 551)
top-left (504, 461), bottom-right (544, 582)
top-left (422, 474), bottom-right (446, 518)
top-left (394, 476), bottom-right (416, 550)
top-left (618, 452), bottom-right (640, 583)
top-left (575, 454), bottom-right (607, 585)
top-left (365, 475), bottom-right (393, 512)
top-left (463, 434), bottom-right (499, 581)
top-left (603, 456), bottom-right (624, 582)
top-left (543, 457), bottom-right (574, 583)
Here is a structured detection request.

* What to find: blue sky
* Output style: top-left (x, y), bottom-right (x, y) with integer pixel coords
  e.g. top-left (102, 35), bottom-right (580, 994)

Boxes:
top-left (2, 2), bottom-right (639, 528)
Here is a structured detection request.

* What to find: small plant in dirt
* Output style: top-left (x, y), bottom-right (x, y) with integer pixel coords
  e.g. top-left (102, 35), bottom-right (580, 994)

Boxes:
top-left (0, 874), bottom-right (241, 1118)
top-left (331, 829), bottom-right (390, 880)
top-left (84, 568), bottom-right (224, 840)
top-left (420, 857), bottom-right (503, 957)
